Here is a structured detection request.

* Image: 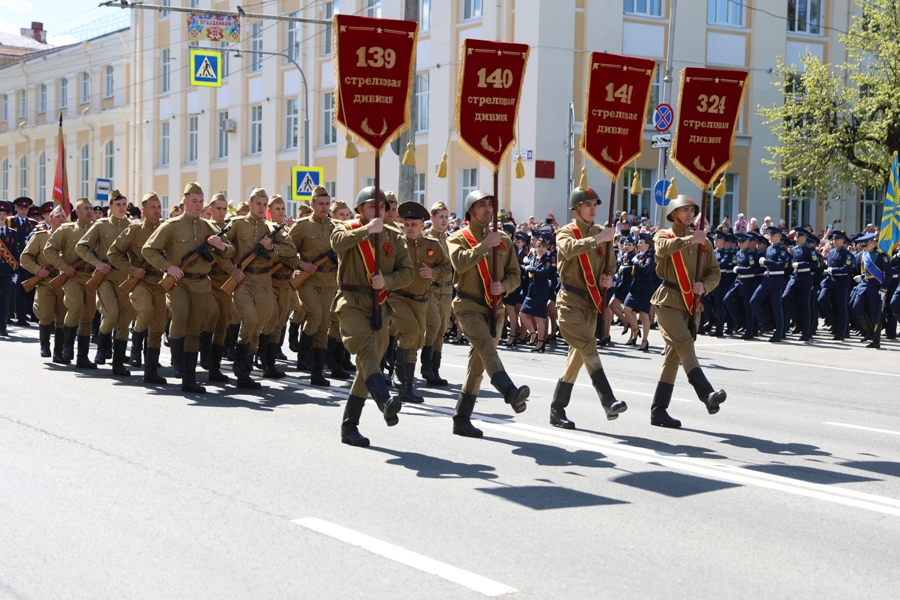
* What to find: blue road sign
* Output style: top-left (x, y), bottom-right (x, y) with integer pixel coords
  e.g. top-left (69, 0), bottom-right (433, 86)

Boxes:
top-left (190, 49), bottom-right (222, 88)
top-left (95, 178), bottom-right (111, 202)
top-left (653, 103), bottom-right (673, 132)
top-left (291, 166), bottom-right (324, 201)
top-left (654, 179), bottom-right (672, 207)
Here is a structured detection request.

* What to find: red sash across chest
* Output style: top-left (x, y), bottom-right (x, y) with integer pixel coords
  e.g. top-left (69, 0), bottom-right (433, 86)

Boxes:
top-left (567, 223), bottom-right (605, 312)
top-left (349, 220), bottom-right (388, 305)
top-left (460, 228), bottom-right (499, 308)
top-left (664, 230), bottom-right (695, 314)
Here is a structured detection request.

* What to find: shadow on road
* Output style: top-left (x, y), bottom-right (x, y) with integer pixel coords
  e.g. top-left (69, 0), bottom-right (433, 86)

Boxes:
top-left (682, 428), bottom-right (831, 457)
top-left (370, 447), bottom-right (499, 480)
top-left (482, 436), bottom-right (616, 469)
top-left (583, 431), bottom-right (727, 460)
top-left (476, 484), bottom-right (628, 510)
top-left (743, 463), bottom-right (879, 484)
top-left (611, 470), bottom-right (741, 498)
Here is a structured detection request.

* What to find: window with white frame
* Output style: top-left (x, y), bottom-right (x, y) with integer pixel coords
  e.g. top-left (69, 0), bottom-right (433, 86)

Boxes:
top-left (0, 159), bottom-right (7, 200)
top-left (705, 173), bottom-right (737, 227)
top-left (250, 23), bottom-right (263, 72)
top-left (284, 98), bottom-right (299, 150)
top-left (461, 168), bottom-right (478, 203)
top-left (463, 0), bottom-right (482, 20)
top-left (420, 0), bottom-right (431, 31)
top-left (160, 50), bottom-right (171, 93)
top-left (161, 0), bottom-right (170, 17)
top-left (59, 78), bottom-right (68, 109)
top-left (38, 84), bottom-right (47, 114)
top-left (415, 73), bottom-right (429, 132)
top-left (80, 145), bottom-right (90, 197)
top-left (37, 152), bottom-right (46, 202)
top-left (414, 173), bottom-right (426, 204)
top-left (187, 117), bottom-right (198, 163)
top-left (784, 178), bottom-right (811, 230)
top-left (622, 167), bottom-right (652, 217)
top-left (325, 181), bottom-right (336, 197)
top-left (189, 0), bottom-right (199, 7)
top-left (80, 71), bottom-right (90, 104)
top-left (104, 65), bottom-right (114, 98)
top-left (249, 105), bottom-right (263, 154)
top-left (708, 0), bottom-right (743, 26)
top-left (1, 95), bottom-right (7, 121)
top-left (160, 121), bottom-right (170, 166)
top-left (104, 141), bottom-right (114, 178)
top-left (646, 65), bottom-right (660, 124)
top-left (624, 0), bottom-right (662, 17)
top-left (860, 186), bottom-right (881, 229)
top-left (219, 42), bottom-right (230, 78)
top-left (217, 111), bottom-right (229, 159)
top-left (18, 89), bottom-right (26, 119)
top-left (365, 0), bottom-right (382, 18)
top-left (18, 156), bottom-right (27, 197)
top-left (286, 14), bottom-right (300, 63)
top-left (788, 0), bottom-right (822, 35)
top-left (323, 1), bottom-right (338, 55)
top-left (322, 92), bottom-right (337, 145)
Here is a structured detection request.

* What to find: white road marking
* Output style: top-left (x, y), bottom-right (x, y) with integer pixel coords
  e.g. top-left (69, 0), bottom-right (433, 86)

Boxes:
top-left (824, 422), bottom-right (900, 436)
top-left (699, 351), bottom-right (900, 378)
top-left (291, 517), bottom-right (518, 597)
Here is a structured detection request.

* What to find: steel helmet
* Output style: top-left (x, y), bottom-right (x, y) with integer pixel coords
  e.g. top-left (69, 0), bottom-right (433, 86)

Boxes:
top-left (569, 186), bottom-right (601, 210)
top-left (665, 195), bottom-right (699, 222)
top-left (464, 189), bottom-right (494, 217)
top-left (355, 186), bottom-right (389, 211)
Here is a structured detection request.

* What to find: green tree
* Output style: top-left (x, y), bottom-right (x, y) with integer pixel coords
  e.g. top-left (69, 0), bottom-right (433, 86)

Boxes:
top-left (759, 0), bottom-right (900, 207)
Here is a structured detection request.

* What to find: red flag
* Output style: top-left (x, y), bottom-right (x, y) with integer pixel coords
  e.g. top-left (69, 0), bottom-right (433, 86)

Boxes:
top-left (51, 114), bottom-right (70, 217)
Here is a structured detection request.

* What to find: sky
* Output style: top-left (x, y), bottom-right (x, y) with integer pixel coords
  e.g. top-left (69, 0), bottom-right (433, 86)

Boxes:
top-left (0, 0), bottom-right (114, 45)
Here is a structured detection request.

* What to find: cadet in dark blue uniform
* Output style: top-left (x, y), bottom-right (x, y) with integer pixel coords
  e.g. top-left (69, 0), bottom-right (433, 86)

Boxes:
top-left (519, 234), bottom-right (556, 352)
top-left (782, 228), bottom-right (820, 341)
top-left (725, 233), bottom-right (759, 338)
top-left (0, 201), bottom-right (18, 336)
top-left (850, 232), bottom-right (891, 348)
top-left (806, 231), bottom-right (825, 336)
top-left (711, 231), bottom-right (736, 337)
top-left (818, 231), bottom-right (855, 340)
top-left (602, 235), bottom-right (635, 346)
top-left (9, 197), bottom-right (38, 326)
top-left (622, 233), bottom-right (655, 351)
top-left (883, 245), bottom-right (899, 339)
top-left (750, 227), bottom-right (791, 342)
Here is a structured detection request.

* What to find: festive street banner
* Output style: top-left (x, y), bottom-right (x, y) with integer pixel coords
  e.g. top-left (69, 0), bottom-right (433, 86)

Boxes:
top-left (186, 13), bottom-right (241, 43)
top-left (670, 67), bottom-right (749, 189)
top-left (580, 53), bottom-right (657, 183)
top-left (333, 14), bottom-right (418, 155)
top-left (455, 38), bottom-right (530, 173)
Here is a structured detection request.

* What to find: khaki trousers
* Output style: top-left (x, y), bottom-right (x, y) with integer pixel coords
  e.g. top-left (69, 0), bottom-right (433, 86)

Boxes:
top-left (62, 273), bottom-right (96, 335)
top-left (454, 299), bottom-right (505, 396)
top-left (388, 295), bottom-right (427, 359)
top-left (166, 277), bottom-right (210, 352)
top-left (425, 288), bottom-right (452, 351)
top-left (34, 283), bottom-right (66, 327)
top-left (557, 294), bottom-right (603, 383)
top-left (340, 303), bottom-right (389, 398)
top-left (130, 277), bottom-right (167, 349)
top-left (298, 282), bottom-right (337, 348)
top-left (233, 276), bottom-right (274, 348)
top-left (97, 279), bottom-right (136, 341)
top-left (655, 304), bottom-right (701, 384)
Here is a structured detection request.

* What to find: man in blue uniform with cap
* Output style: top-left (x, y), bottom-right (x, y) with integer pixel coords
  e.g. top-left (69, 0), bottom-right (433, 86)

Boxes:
top-left (818, 230), bottom-right (854, 340)
top-left (0, 200), bottom-right (19, 335)
top-left (782, 228), bottom-right (820, 341)
top-left (750, 226), bottom-right (791, 342)
top-left (8, 197), bottom-right (38, 325)
top-left (850, 232), bottom-right (891, 348)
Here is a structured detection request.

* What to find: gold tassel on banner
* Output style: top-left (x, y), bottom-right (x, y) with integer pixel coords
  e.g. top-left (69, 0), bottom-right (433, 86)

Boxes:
top-left (436, 153), bottom-right (448, 178)
top-left (630, 170), bottom-right (643, 196)
top-left (515, 153), bottom-right (525, 179)
top-left (666, 177), bottom-right (679, 200)
top-left (713, 173), bottom-right (727, 198)
top-left (344, 133), bottom-right (359, 159)
top-left (401, 142), bottom-right (416, 167)
top-left (578, 166), bottom-right (589, 190)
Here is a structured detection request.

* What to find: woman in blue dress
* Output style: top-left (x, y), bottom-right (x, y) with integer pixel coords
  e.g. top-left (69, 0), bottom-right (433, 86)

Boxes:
top-left (519, 234), bottom-right (556, 353)
top-left (503, 231), bottom-right (530, 347)
top-left (602, 235), bottom-right (635, 345)
top-left (623, 233), bottom-right (656, 352)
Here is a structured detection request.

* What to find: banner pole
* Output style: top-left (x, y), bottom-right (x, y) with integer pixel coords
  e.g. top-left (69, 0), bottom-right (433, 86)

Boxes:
top-left (371, 154), bottom-right (382, 331)
top-left (600, 179), bottom-right (616, 308)
top-left (490, 170), bottom-right (499, 338)
top-left (689, 184), bottom-right (709, 339)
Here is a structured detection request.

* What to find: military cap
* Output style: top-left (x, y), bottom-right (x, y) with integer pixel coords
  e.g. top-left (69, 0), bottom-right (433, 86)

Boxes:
top-left (713, 230), bottom-right (727, 239)
top-left (249, 187), bottom-right (268, 199)
top-left (568, 186), bottom-right (600, 210)
top-left (298, 203), bottom-right (312, 216)
top-left (330, 200), bottom-right (348, 213)
top-left (75, 197), bottom-right (92, 209)
top-left (464, 189), bottom-right (493, 216)
top-left (27, 206), bottom-right (40, 218)
top-left (183, 182), bottom-right (203, 196)
top-left (208, 193), bottom-right (227, 205)
top-left (385, 191), bottom-right (398, 205)
top-left (268, 194), bottom-right (285, 207)
top-left (40, 201), bottom-right (55, 213)
top-left (638, 232), bottom-right (653, 243)
top-left (13, 196), bottom-right (33, 208)
top-left (502, 223), bottom-right (516, 236)
top-left (734, 233), bottom-right (750, 243)
top-left (831, 230), bottom-right (851, 244)
top-left (755, 234), bottom-right (769, 244)
top-left (619, 235), bottom-right (634, 244)
top-left (141, 192), bottom-right (160, 205)
top-left (312, 185), bottom-right (329, 198)
top-left (665, 195), bottom-right (699, 222)
top-left (514, 231), bottom-right (530, 243)
top-left (109, 189), bottom-right (125, 202)
top-left (101, 206), bottom-right (109, 216)
top-left (784, 237), bottom-right (795, 247)
top-left (806, 232), bottom-right (820, 245)
top-left (431, 201), bottom-right (449, 214)
top-left (235, 201), bottom-right (250, 213)
top-left (93, 205), bottom-right (103, 211)
top-left (792, 228), bottom-right (808, 238)
top-left (725, 234), bottom-right (737, 244)
top-left (856, 232), bottom-right (876, 244)
top-left (0, 200), bottom-right (12, 213)
top-left (355, 186), bottom-right (389, 210)
top-left (765, 225), bottom-right (783, 235)
top-left (398, 201), bottom-right (429, 221)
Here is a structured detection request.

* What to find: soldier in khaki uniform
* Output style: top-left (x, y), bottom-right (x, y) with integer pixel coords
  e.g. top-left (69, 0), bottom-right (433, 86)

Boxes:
top-left (143, 182), bottom-right (234, 393)
top-left (76, 189), bottom-right (135, 375)
top-left (285, 203), bottom-right (312, 354)
top-left (107, 192), bottom-right (168, 385)
top-left (199, 193), bottom-right (235, 383)
top-left (421, 201), bottom-right (453, 386)
top-left (333, 187), bottom-right (413, 447)
top-left (388, 201), bottom-right (451, 403)
top-left (550, 187), bottom-right (628, 429)
top-left (290, 185), bottom-right (339, 386)
top-left (224, 188), bottom-right (296, 388)
top-left (448, 190), bottom-right (529, 438)
top-left (650, 195), bottom-right (726, 428)
top-left (20, 206), bottom-right (68, 362)
top-left (262, 194), bottom-right (301, 379)
top-left (324, 199), bottom-right (355, 379)
top-left (43, 198), bottom-right (98, 369)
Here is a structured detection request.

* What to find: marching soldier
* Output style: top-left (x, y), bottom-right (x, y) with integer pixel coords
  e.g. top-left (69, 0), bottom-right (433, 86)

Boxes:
top-left (19, 206), bottom-right (68, 360)
top-left (750, 226), bottom-right (791, 342)
top-left (783, 228), bottom-right (820, 341)
top-left (447, 190), bottom-right (529, 438)
top-left (325, 199), bottom-right (356, 379)
top-left (10, 197), bottom-right (38, 325)
top-left (389, 201), bottom-right (451, 403)
top-left (43, 198), bottom-right (98, 368)
top-left (76, 190), bottom-right (135, 375)
top-left (550, 187), bottom-right (627, 429)
top-left (106, 192), bottom-right (168, 384)
top-left (421, 201), bottom-right (453, 386)
top-left (649, 195), bottom-right (725, 428)
top-left (199, 193), bottom-right (235, 383)
top-left (0, 201), bottom-right (19, 336)
top-left (850, 232), bottom-right (891, 348)
top-left (262, 194), bottom-right (301, 379)
top-left (332, 187), bottom-right (413, 447)
top-left (143, 182), bottom-right (235, 393)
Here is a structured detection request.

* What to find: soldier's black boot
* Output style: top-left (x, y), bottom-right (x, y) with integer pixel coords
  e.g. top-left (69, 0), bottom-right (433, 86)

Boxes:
top-left (53, 327), bottom-right (69, 364)
top-left (296, 332), bottom-right (313, 372)
top-left (326, 337), bottom-right (340, 371)
top-left (329, 338), bottom-right (350, 380)
top-left (490, 371), bottom-right (529, 414)
top-left (112, 339), bottom-right (132, 376)
top-left (76, 335), bottom-right (97, 369)
top-left (94, 332), bottom-right (111, 365)
top-left (39, 324), bottom-right (52, 357)
top-left (260, 334), bottom-right (286, 379)
top-left (404, 362), bottom-right (426, 403)
top-left (340, 339), bottom-right (355, 372)
top-left (129, 330), bottom-right (144, 367)
top-left (430, 351), bottom-right (449, 386)
top-left (224, 323), bottom-right (239, 361)
top-left (181, 351), bottom-right (206, 394)
top-left (366, 373), bottom-right (401, 427)
top-left (393, 348), bottom-right (422, 403)
top-left (867, 325), bottom-right (882, 349)
top-left (650, 381), bottom-right (681, 428)
top-left (209, 344), bottom-right (230, 383)
top-left (199, 330), bottom-right (213, 370)
top-left (310, 348), bottom-right (331, 387)
top-left (169, 337), bottom-right (185, 378)
top-left (419, 345), bottom-right (436, 382)
top-left (453, 392), bottom-right (483, 438)
top-left (276, 326), bottom-right (288, 360)
top-left (62, 325), bottom-right (77, 362)
top-left (341, 395), bottom-right (370, 447)
top-left (687, 367), bottom-right (726, 414)
top-left (143, 347), bottom-right (167, 385)
top-left (549, 379), bottom-right (575, 429)
top-left (381, 334), bottom-right (398, 386)
top-left (233, 343), bottom-right (261, 390)
top-left (288, 322), bottom-right (301, 352)
top-left (589, 368), bottom-right (628, 420)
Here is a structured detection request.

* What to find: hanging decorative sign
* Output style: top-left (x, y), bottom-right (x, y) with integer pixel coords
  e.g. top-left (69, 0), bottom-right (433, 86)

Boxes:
top-left (186, 13), bottom-right (241, 43)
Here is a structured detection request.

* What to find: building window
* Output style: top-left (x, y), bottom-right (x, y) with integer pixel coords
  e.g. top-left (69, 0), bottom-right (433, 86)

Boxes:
top-left (187, 117), bottom-right (198, 163)
top-left (708, 0), bottom-right (743, 26)
top-left (414, 173), bottom-right (426, 205)
top-left (420, 0), bottom-right (431, 31)
top-left (249, 105), bottom-right (263, 155)
top-left (646, 65), bottom-right (660, 125)
top-left (37, 84), bottom-right (47, 114)
top-left (323, 1), bottom-right (338, 55)
top-left (860, 186), bottom-right (881, 229)
top-left (189, 0), bottom-right (199, 7)
top-left (104, 141), bottom-right (114, 178)
top-left (365, 0), bottom-right (382, 18)
top-left (104, 65), bottom-right (114, 98)
top-left (59, 78), bottom-right (68, 109)
top-left (622, 167), bottom-right (652, 218)
top-left (415, 73), bottom-right (429, 132)
top-left (160, 49), bottom-right (171, 93)
top-left (18, 156), bottom-right (27, 197)
top-left (705, 173), bottom-right (737, 227)
top-left (80, 71), bottom-right (90, 104)
top-left (461, 168), bottom-right (478, 203)
top-left (160, 121), bottom-right (170, 166)
top-left (1, 95), bottom-right (7, 121)
top-left (325, 181), bottom-right (336, 197)
top-left (286, 13), bottom-right (300, 63)
top-left (217, 111), bottom-right (229, 159)
top-left (250, 23), bottom-right (263, 72)
top-left (322, 92), bottom-right (337, 145)
top-left (218, 42), bottom-right (230, 79)
top-left (788, 0), bottom-right (821, 35)
top-left (624, 0), bottom-right (662, 17)
top-left (80, 145), bottom-right (90, 198)
top-left (37, 152), bottom-right (47, 202)
top-left (462, 0), bottom-right (482, 20)
top-left (1, 159), bottom-right (7, 200)
top-left (784, 178), bottom-right (811, 230)
top-left (161, 0), bottom-right (170, 17)
top-left (284, 98), bottom-right (299, 150)
top-left (18, 89), bottom-right (26, 119)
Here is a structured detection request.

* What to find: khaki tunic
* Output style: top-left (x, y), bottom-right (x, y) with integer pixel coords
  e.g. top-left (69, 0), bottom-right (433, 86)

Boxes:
top-left (205, 219), bottom-right (237, 344)
top-left (290, 214), bottom-right (338, 347)
top-left (44, 220), bottom-right (96, 333)
top-left (77, 215), bottom-right (134, 339)
top-left (424, 227), bottom-right (453, 350)
top-left (20, 229), bottom-right (66, 327)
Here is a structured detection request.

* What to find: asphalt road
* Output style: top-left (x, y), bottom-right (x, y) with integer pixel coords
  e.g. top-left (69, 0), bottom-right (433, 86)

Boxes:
top-left (2, 324), bottom-right (899, 599)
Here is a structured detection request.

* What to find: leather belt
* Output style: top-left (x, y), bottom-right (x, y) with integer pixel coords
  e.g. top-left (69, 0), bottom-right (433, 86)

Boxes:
top-left (560, 282), bottom-right (587, 299)
top-left (766, 270), bottom-right (785, 275)
top-left (181, 272), bottom-right (208, 280)
top-left (393, 289), bottom-right (428, 303)
top-left (272, 273), bottom-right (292, 281)
top-left (431, 280), bottom-right (453, 288)
top-left (662, 280), bottom-right (684, 291)
top-left (317, 266), bottom-right (337, 273)
top-left (244, 267), bottom-right (270, 275)
top-left (831, 273), bottom-right (847, 276)
top-left (457, 291), bottom-right (489, 308)
top-left (76, 265), bottom-right (93, 273)
top-left (340, 284), bottom-right (373, 295)
top-left (146, 269), bottom-right (161, 277)
top-left (737, 274), bottom-right (756, 279)
top-left (795, 268), bottom-right (810, 273)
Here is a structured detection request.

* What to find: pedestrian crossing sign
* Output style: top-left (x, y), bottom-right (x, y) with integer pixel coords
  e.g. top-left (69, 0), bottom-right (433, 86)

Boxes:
top-left (189, 49), bottom-right (222, 88)
top-left (292, 166), bottom-right (325, 201)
